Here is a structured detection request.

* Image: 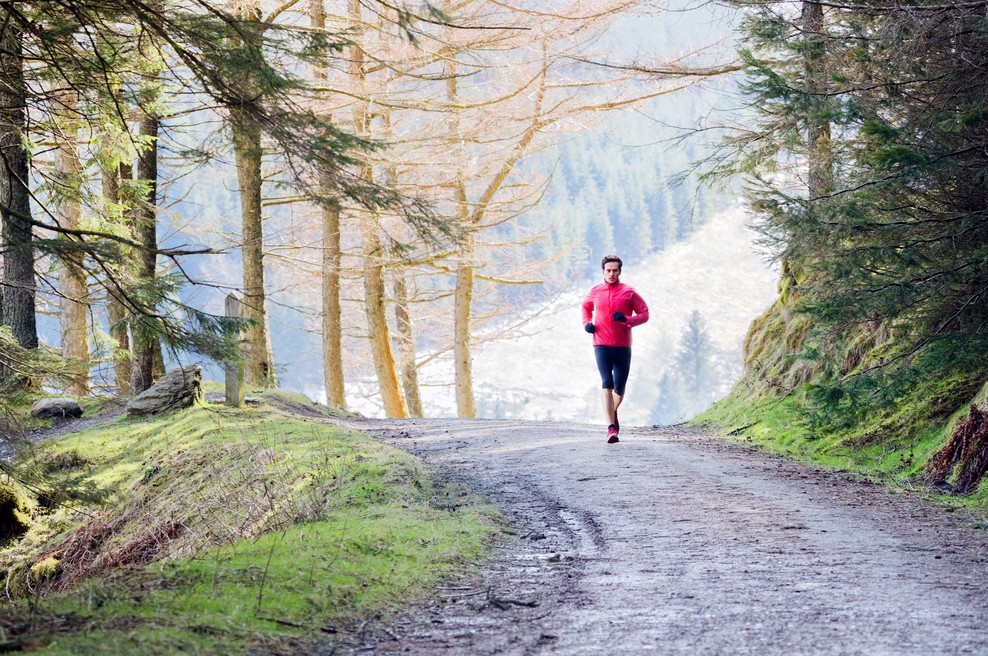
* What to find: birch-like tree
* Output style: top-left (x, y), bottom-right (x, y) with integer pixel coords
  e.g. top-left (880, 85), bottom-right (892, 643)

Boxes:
top-left (52, 91), bottom-right (89, 395)
top-left (228, 0), bottom-right (277, 388)
top-left (312, 0), bottom-right (700, 417)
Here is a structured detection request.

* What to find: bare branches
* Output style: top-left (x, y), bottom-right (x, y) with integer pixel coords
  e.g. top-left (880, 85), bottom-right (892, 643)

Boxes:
top-left (569, 55), bottom-right (744, 78)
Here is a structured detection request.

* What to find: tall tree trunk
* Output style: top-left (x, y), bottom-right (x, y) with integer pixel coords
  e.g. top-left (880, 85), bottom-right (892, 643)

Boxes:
top-left (232, 112), bottom-right (276, 388)
top-left (311, 0), bottom-right (346, 409)
top-left (130, 108), bottom-right (158, 393)
top-left (234, 1), bottom-right (276, 389)
top-left (803, 0), bottom-right (832, 198)
top-left (320, 191), bottom-right (347, 409)
top-left (445, 57), bottom-right (478, 417)
top-left (0, 17), bottom-right (37, 366)
top-left (108, 161), bottom-right (133, 394)
top-left (447, 52), bottom-right (545, 417)
top-left (393, 271), bottom-right (422, 417)
top-left (380, 105), bottom-right (420, 416)
top-left (55, 91), bottom-right (89, 396)
top-left (350, 0), bottom-right (406, 417)
top-left (362, 208), bottom-right (407, 417)
top-left (452, 185), bottom-right (477, 418)
top-left (774, 0), bottom-right (832, 309)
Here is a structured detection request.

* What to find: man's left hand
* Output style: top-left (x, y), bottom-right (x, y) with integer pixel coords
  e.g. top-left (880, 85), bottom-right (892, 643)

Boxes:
top-left (612, 311), bottom-right (627, 322)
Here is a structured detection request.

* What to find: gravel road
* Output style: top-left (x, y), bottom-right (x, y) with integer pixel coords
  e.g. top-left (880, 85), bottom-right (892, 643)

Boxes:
top-left (342, 418), bottom-right (988, 656)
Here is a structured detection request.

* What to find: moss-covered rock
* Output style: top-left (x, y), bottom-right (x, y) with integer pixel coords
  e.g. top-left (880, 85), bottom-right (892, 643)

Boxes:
top-left (0, 484), bottom-right (31, 545)
top-left (29, 553), bottom-right (62, 582)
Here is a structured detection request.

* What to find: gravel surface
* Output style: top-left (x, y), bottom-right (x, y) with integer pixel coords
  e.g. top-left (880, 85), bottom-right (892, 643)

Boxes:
top-left (335, 418), bottom-right (988, 656)
top-left (0, 402), bottom-right (127, 461)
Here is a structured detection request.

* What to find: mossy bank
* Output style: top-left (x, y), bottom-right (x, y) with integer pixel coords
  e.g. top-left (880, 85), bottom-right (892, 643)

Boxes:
top-left (696, 298), bottom-right (988, 511)
top-left (0, 390), bottom-right (500, 654)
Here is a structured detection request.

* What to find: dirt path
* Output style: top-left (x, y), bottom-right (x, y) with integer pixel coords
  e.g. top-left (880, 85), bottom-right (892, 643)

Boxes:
top-left (340, 418), bottom-right (988, 656)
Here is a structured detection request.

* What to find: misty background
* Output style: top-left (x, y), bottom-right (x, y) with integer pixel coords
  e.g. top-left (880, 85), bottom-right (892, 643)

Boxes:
top-left (63, 1), bottom-right (780, 425)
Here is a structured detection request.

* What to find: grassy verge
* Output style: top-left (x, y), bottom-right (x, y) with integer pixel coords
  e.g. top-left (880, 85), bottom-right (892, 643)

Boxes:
top-left (699, 297), bottom-right (988, 511)
top-left (0, 391), bottom-right (500, 653)
top-left (695, 386), bottom-right (988, 511)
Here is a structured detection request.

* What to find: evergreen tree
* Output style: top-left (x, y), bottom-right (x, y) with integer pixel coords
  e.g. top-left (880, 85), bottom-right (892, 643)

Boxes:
top-left (0, 12), bottom-right (37, 368)
top-left (651, 310), bottom-right (722, 424)
top-left (722, 0), bottom-right (988, 424)
top-left (676, 310), bottom-right (717, 399)
top-left (0, 1), bottom-right (450, 393)
top-left (651, 371), bottom-right (687, 425)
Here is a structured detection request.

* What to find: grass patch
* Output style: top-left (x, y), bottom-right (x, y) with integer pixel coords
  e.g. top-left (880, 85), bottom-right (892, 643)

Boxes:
top-left (695, 382), bottom-right (988, 512)
top-left (0, 394), bottom-right (499, 653)
top-left (1, 390), bottom-right (117, 441)
top-left (696, 297), bottom-right (988, 510)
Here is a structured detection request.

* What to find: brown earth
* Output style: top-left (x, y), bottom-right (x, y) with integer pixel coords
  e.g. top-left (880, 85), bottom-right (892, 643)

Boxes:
top-left (328, 418), bottom-right (988, 656)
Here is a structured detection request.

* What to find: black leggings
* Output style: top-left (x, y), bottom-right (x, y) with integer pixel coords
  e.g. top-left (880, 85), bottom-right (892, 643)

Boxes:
top-left (594, 346), bottom-right (632, 397)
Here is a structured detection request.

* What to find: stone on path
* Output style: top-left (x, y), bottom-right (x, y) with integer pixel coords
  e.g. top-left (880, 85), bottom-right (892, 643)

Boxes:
top-left (126, 365), bottom-right (202, 417)
top-left (30, 398), bottom-right (83, 420)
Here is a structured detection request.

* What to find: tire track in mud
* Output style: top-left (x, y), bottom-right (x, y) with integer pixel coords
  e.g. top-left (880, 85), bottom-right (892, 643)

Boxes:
top-left (327, 419), bottom-right (988, 656)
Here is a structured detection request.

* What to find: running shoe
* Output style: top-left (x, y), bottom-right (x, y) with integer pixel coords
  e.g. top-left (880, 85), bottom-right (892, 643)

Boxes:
top-left (607, 424), bottom-right (619, 444)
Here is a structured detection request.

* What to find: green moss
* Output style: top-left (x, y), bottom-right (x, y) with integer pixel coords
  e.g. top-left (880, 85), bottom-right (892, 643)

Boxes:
top-left (697, 368), bottom-right (987, 509)
top-left (30, 555), bottom-right (61, 582)
top-left (697, 295), bottom-right (988, 511)
top-left (0, 484), bottom-right (31, 545)
top-left (0, 391), bottom-right (500, 653)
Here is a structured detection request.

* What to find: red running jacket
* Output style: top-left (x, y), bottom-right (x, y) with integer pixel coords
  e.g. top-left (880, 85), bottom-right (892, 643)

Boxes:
top-left (581, 281), bottom-right (649, 347)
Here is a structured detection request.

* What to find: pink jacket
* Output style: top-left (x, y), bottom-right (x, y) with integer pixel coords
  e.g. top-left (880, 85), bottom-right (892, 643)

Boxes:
top-left (582, 281), bottom-right (649, 347)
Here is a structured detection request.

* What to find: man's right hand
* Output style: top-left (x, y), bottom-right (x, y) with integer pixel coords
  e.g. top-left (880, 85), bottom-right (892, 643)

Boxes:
top-left (584, 322), bottom-right (596, 334)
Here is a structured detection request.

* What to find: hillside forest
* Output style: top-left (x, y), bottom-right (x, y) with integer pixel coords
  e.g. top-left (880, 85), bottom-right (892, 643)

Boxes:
top-left (703, 0), bottom-right (988, 498)
top-left (1, 0), bottom-right (987, 498)
top-left (0, 0), bottom-right (736, 422)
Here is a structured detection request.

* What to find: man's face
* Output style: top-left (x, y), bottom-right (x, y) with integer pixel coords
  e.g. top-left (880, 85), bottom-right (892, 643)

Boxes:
top-left (603, 262), bottom-right (621, 285)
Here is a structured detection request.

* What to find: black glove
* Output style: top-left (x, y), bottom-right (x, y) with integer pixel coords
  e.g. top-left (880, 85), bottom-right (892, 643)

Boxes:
top-left (584, 322), bottom-right (596, 334)
top-left (612, 311), bottom-right (627, 323)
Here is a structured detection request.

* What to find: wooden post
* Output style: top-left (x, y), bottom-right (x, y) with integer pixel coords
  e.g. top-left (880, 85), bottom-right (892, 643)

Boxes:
top-left (225, 293), bottom-right (245, 408)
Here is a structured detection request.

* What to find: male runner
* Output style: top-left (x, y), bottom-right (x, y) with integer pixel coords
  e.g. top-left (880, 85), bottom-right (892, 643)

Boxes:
top-left (582, 255), bottom-right (649, 444)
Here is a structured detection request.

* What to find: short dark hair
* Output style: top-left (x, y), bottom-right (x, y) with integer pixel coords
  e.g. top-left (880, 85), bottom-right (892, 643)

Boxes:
top-left (601, 255), bottom-right (622, 271)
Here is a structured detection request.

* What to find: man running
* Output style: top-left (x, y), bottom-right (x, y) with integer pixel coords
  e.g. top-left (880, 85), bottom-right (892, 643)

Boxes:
top-left (582, 255), bottom-right (649, 444)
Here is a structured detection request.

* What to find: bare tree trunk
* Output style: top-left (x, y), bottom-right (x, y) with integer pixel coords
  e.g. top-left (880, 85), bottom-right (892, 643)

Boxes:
top-left (362, 209), bottom-right (407, 417)
top-left (108, 161), bottom-right (133, 394)
top-left (312, 0), bottom-right (346, 409)
top-left (55, 91), bottom-right (89, 395)
top-left (803, 0), bottom-right (832, 198)
top-left (452, 183), bottom-right (477, 418)
top-left (130, 108), bottom-right (158, 393)
top-left (0, 18), bottom-right (37, 369)
top-left (234, 1), bottom-right (276, 389)
top-left (320, 192), bottom-right (347, 409)
top-left (448, 63), bottom-right (545, 418)
top-left (232, 112), bottom-right (276, 388)
top-left (393, 271), bottom-right (422, 417)
top-left (445, 57), bottom-right (478, 418)
top-left (350, 0), bottom-right (406, 417)
top-left (152, 339), bottom-right (165, 379)
top-left (380, 104), bottom-right (420, 416)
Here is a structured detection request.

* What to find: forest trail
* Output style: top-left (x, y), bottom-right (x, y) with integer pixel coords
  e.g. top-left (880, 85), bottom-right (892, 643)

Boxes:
top-left (347, 418), bottom-right (988, 655)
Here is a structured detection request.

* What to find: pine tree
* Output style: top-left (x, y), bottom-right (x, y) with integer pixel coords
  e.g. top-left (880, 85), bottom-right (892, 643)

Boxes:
top-left (0, 12), bottom-right (38, 368)
top-left (676, 310), bottom-right (716, 400)
top-left (723, 0), bottom-right (988, 424)
top-left (651, 311), bottom-right (721, 424)
top-left (651, 371), bottom-right (687, 425)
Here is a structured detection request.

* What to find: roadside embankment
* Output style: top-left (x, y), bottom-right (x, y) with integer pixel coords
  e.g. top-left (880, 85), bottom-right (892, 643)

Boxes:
top-left (0, 390), bottom-right (500, 654)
